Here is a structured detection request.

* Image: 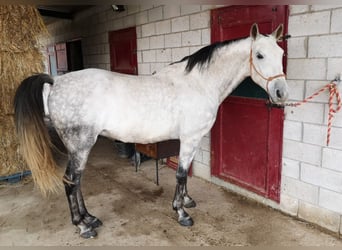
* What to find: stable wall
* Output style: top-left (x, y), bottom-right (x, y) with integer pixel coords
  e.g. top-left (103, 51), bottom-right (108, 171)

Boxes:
top-left (44, 5), bottom-right (342, 234)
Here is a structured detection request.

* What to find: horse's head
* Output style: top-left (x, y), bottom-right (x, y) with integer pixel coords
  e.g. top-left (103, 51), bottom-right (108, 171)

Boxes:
top-left (249, 23), bottom-right (289, 105)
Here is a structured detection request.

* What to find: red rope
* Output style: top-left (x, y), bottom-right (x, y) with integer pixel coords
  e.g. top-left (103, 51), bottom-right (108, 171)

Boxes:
top-left (286, 81), bottom-right (342, 146)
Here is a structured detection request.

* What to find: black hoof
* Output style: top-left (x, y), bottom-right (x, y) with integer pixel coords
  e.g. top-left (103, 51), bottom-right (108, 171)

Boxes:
top-left (179, 217), bottom-right (194, 227)
top-left (184, 199), bottom-right (196, 208)
top-left (80, 228), bottom-right (97, 239)
top-left (89, 218), bottom-right (103, 228)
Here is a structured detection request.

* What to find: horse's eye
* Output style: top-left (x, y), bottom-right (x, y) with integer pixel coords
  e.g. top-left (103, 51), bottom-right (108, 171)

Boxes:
top-left (256, 52), bottom-right (264, 59)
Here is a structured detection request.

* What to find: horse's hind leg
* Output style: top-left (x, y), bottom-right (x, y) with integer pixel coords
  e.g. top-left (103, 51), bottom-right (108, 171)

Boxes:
top-left (64, 152), bottom-right (99, 238)
top-left (61, 128), bottom-right (100, 238)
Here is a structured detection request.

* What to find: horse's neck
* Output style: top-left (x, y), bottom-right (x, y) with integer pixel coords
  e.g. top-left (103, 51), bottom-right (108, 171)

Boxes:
top-left (205, 38), bottom-right (251, 104)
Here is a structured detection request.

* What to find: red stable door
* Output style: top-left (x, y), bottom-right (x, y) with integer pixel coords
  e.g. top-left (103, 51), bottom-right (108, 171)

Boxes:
top-left (210, 5), bottom-right (288, 202)
top-left (109, 27), bottom-right (137, 75)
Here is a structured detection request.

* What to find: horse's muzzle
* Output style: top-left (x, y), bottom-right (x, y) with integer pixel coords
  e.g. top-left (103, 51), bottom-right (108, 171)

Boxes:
top-left (269, 78), bottom-right (289, 105)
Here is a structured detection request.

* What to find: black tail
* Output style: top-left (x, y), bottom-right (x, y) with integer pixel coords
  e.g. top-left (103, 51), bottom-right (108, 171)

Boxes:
top-left (13, 74), bottom-right (63, 195)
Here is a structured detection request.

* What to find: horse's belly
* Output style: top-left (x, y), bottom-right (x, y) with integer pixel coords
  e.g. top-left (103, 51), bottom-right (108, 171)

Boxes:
top-left (100, 111), bottom-right (179, 143)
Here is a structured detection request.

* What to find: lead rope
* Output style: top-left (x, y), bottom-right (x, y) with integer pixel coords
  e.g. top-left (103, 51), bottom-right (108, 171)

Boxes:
top-left (285, 78), bottom-right (342, 146)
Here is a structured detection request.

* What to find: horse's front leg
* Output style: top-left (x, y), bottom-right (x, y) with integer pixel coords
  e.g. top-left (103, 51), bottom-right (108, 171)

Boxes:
top-left (172, 141), bottom-right (198, 226)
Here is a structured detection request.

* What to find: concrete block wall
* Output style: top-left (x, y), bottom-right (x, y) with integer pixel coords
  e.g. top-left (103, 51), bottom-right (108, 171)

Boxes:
top-left (281, 5), bottom-right (342, 233)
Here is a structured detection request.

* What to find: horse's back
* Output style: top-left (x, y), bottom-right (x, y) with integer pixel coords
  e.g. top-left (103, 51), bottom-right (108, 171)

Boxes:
top-left (48, 68), bottom-right (181, 143)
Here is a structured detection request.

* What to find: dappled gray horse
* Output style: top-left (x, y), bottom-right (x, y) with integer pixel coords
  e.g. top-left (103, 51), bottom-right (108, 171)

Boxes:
top-left (14, 23), bottom-right (288, 238)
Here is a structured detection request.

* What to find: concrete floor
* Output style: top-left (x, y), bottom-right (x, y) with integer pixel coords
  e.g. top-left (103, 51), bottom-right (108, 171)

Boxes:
top-left (1, 137), bottom-right (342, 246)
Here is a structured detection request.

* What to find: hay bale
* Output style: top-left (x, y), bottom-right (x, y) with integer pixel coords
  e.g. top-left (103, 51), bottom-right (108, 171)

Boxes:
top-left (0, 5), bottom-right (47, 176)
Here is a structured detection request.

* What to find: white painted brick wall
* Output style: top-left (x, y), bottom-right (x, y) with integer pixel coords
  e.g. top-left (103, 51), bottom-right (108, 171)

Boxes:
top-left (171, 16), bottom-right (190, 32)
top-left (283, 5), bottom-right (342, 233)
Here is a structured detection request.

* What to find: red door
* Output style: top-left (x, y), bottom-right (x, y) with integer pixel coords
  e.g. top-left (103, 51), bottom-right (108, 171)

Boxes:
top-left (109, 27), bottom-right (137, 75)
top-left (211, 6), bottom-right (288, 202)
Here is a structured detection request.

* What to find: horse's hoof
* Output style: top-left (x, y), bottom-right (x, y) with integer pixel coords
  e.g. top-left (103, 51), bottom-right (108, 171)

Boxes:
top-left (179, 217), bottom-right (194, 227)
top-left (184, 199), bottom-right (196, 208)
top-left (89, 218), bottom-right (103, 228)
top-left (80, 228), bottom-right (97, 239)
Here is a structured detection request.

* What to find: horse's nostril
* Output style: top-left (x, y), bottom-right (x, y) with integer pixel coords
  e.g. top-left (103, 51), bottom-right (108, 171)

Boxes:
top-left (276, 89), bottom-right (282, 99)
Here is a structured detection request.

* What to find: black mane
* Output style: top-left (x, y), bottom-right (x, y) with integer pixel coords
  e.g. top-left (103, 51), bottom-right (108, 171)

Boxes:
top-left (174, 39), bottom-right (241, 73)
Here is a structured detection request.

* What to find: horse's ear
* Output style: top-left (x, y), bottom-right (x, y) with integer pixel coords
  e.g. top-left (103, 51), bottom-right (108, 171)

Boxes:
top-left (250, 23), bottom-right (259, 41)
top-left (272, 24), bottom-right (284, 41)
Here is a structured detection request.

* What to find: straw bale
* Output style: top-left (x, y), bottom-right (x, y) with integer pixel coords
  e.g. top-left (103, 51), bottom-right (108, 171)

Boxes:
top-left (0, 5), bottom-right (47, 176)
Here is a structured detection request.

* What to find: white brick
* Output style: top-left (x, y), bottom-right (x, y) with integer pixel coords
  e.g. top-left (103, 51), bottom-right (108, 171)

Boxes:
top-left (201, 28), bottom-right (210, 45)
top-left (141, 23), bottom-right (155, 37)
top-left (309, 34), bottom-right (342, 58)
top-left (156, 48), bottom-right (171, 62)
top-left (285, 102), bottom-right (324, 124)
top-left (298, 201), bottom-right (340, 232)
top-left (127, 5), bottom-right (139, 15)
top-left (201, 5), bottom-right (216, 11)
top-left (301, 163), bottom-right (342, 193)
top-left (140, 5), bottom-right (154, 11)
top-left (311, 5), bottom-right (342, 11)
top-left (150, 36), bottom-right (164, 49)
top-left (281, 176), bottom-right (319, 204)
top-left (190, 12), bottom-right (210, 29)
top-left (200, 136), bottom-right (210, 151)
top-left (323, 103), bottom-right (342, 127)
top-left (319, 188), bottom-right (342, 214)
top-left (172, 16), bottom-right (189, 32)
top-left (136, 25), bottom-right (142, 38)
top-left (282, 158), bottom-right (300, 179)
top-left (194, 149), bottom-right (203, 162)
top-left (288, 37), bottom-right (307, 59)
top-left (138, 63), bottom-right (150, 75)
top-left (165, 33), bottom-right (181, 48)
top-left (322, 147), bottom-right (342, 172)
top-left (155, 20), bottom-right (171, 35)
top-left (192, 161), bottom-right (211, 181)
top-left (283, 140), bottom-right (322, 165)
top-left (137, 37), bottom-right (149, 50)
top-left (287, 59), bottom-right (326, 80)
top-left (181, 5), bottom-right (201, 15)
top-left (305, 81), bottom-right (330, 102)
top-left (202, 150), bottom-right (210, 166)
top-left (288, 11), bottom-right (330, 37)
top-left (286, 80), bottom-right (305, 101)
top-left (189, 45), bottom-right (204, 55)
top-left (150, 62), bottom-right (166, 74)
top-left (284, 120), bottom-right (302, 141)
top-left (172, 47), bottom-right (190, 62)
top-left (137, 51), bottom-right (142, 64)
top-left (280, 193), bottom-right (299, 216)
top-left (182, 30), bottom-right (201, 46)
top-left (303, 123), bottom-right (327, 146)
top-left (327, 58), bottom-right (342, 80)
top-left (148, 6), bottom-right (163, 22)
top-left (332, 8), bottom-right (342, 33)
top-left (123, 15), bottom-right (135, 28)
top-left (135, 11), bottom-right (148, 25)
top-left (329, 126), bottom-right (342, 149)
top-left (163, 5), bottom-right (180, 19)
top-left (142, 50), bottom-right (156, 63)
top-left (290, 5), bottom-right (309, 14)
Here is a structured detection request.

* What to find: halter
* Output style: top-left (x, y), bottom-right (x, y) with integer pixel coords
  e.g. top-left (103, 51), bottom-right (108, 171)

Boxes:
top-left (249, 46), bottom-right (286, 93)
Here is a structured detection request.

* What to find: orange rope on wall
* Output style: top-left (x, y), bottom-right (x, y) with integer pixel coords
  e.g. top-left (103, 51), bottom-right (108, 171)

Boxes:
top-left (286, 79), bottom-right (342, 146)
